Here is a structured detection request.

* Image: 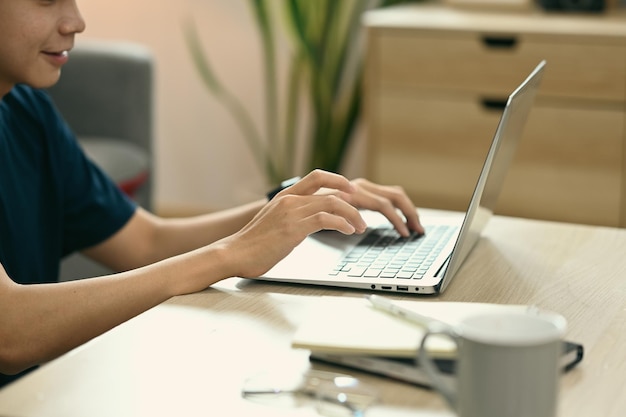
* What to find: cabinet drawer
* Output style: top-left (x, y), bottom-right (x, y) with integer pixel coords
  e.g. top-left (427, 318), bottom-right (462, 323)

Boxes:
top-left (368, 95), bottom-right (623, 226)
top-left (372, 32), bottom-right (626, 103)
top-left (499, 104), bottom-right (623, 226)
top-left (368, 94), bottom-right (498, 209)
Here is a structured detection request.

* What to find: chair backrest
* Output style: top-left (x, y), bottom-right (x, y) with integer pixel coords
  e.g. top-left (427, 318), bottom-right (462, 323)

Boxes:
top-left (47, 40), bottom-right (154, 210)
top-left (48, 40), bottom-right (154, 154)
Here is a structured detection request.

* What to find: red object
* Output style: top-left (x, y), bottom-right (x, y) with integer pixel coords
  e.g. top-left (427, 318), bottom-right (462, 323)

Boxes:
top-left (118, 170), bottom-right (149, 198)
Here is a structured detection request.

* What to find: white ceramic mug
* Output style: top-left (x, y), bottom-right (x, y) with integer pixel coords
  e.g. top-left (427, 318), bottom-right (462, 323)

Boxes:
top-left (420, 311), bottom-right (567, 417)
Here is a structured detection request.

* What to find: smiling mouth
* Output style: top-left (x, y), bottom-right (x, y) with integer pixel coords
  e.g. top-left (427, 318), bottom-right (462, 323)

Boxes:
top-left (43, 50), bottom-right (69, 57)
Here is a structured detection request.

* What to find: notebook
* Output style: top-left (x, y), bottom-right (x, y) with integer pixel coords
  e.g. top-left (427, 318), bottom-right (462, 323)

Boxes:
top-left (291, 296), bottom-right (530, 357)
top-left (292, 296), bottom-right (583, 388)
top-left (259, 60), bottom-right (546, 295)
top-left (310, 341), bottom-right (584, 389)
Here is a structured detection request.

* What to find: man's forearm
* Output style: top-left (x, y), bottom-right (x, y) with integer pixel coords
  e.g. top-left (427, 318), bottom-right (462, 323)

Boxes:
top-left (150, 199), bottom-right (266, 260)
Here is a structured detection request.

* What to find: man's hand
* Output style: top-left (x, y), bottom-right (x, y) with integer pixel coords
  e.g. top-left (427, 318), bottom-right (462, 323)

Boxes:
top-left (219, 170), bottom-right (422, 279)
top-left (340, 177), bottom-right (424, 237)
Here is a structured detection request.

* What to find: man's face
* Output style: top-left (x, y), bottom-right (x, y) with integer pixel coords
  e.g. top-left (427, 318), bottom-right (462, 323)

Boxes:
top-left (0, 0), bottom-right (86, 97)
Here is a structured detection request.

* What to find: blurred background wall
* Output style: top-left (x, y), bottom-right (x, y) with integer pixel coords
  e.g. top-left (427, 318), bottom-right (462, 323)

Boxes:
top-left (75, 0), bottom-right (366, 216)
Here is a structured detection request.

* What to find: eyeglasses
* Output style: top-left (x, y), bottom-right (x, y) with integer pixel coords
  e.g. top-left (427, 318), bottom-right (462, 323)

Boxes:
top-left (241, 369), bottom-right (378, 417)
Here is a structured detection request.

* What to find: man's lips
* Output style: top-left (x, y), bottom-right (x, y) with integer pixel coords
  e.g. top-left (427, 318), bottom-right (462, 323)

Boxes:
top-left (43, 50), bottom-right (69, 57)
top-left (41, 50), bottom-right (70, 66)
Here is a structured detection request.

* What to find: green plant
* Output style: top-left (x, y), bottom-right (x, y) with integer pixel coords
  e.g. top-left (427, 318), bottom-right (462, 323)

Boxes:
top-left (184, 0), bottom-right (413, 185)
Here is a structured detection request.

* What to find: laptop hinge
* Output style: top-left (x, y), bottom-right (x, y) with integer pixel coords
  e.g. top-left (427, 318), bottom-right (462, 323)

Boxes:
top-left (434, 254), bottom-right (451, 278)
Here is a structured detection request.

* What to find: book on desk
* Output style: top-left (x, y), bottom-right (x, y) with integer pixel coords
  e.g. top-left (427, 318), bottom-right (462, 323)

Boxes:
top-left (292, 296), bottom-right (584, 387)
top-left (310, 341), bottom-right (583, 388)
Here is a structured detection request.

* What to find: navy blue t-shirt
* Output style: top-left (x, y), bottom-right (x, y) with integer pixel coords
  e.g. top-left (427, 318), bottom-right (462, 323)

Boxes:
top-left (0, 85), bottom-right (137, 283)
top-left (0, 85), bottom-right (137, 386)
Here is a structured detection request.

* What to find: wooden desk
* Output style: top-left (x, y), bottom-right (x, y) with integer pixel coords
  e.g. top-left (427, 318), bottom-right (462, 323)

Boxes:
top-left (1, 211), bottom-right (626, 416)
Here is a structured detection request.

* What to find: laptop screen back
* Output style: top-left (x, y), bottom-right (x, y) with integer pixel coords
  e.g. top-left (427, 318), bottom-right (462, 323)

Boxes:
top-left (438, 61), bottom-right (546, 293)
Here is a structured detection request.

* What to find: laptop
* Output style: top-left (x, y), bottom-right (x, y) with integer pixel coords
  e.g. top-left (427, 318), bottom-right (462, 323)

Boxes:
top-left (258, 60), bottom-right (546, 295)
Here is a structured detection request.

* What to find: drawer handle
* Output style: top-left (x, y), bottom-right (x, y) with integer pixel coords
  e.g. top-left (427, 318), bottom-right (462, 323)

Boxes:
top-left (481, 98), bottom-right (508, 111)
top-left (481, 36), bottom-right (518, 49)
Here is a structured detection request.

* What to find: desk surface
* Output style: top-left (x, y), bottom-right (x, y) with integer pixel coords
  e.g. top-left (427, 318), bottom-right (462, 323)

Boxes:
top-left (2, 210), bottom-right (626, 417)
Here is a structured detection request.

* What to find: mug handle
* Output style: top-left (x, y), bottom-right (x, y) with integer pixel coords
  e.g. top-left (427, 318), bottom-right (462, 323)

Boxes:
top-left (419, 322), bottom-right (459, 409)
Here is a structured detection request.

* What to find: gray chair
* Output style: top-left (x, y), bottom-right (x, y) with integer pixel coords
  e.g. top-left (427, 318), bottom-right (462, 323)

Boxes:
top-left (47, 40), bottom-right (155, 281)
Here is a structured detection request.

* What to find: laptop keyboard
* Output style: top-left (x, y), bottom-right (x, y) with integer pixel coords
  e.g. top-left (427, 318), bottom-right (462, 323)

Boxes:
top-left (329, 225), bottom-right (457, 280)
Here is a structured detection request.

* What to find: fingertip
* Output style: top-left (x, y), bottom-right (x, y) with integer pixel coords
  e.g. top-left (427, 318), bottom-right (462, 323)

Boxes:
top-left (414, 223), bottom-right (426, 236)
top-left (402, 219), bottom-right (423, 236)
top-left (343, 224), bottom-right (357, 235)
top-left (408, 213), bottom-right (425, 235)
top-left (350, 219), bottom-right (367, 235)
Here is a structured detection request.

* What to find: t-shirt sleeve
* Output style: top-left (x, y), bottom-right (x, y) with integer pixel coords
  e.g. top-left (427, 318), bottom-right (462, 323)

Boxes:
top-left (34, 89), bottom-right (138, 255)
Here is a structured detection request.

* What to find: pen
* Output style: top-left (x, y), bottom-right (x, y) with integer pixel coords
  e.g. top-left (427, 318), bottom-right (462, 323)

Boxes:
top-left (366, 294), bottom-right (443, 327)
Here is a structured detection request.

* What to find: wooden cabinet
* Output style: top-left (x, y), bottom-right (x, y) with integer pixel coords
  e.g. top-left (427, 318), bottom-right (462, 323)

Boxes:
top-left (364, 4), bottom-right (626, 226)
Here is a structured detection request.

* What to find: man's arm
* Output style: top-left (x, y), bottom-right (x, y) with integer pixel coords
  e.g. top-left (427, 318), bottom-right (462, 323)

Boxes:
top-left (0, 170), bottom-right (364, 374)
top-left (83, 176), bottom-right (424, 274)
top-left (0, 170), bottom-right (422, 375)
top-left (0, 200), bottom-right (268, 373)
top-left (0, 256), bottom-right (175, 374)
top-left (82, 200), bottom-right (267, 272)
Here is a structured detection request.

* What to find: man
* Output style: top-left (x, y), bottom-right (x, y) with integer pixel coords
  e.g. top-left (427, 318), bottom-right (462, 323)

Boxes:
top-left (0, 0), bottom-right (423, 385)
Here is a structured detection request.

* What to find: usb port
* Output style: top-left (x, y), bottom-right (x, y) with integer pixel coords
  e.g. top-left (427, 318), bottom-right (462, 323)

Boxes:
top-left (382, 286), bottom-right (392, 290)
top-left (397, 286), bottom-right (409, 291)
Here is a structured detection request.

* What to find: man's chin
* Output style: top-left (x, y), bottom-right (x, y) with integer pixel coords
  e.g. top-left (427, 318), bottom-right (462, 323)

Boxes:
top-left (29, 71), bottom-right (62, 89)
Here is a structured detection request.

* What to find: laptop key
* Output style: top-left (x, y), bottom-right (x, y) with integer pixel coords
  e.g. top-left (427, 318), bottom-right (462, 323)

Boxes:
top-left (347, 267), bottom-right (367, 277)
top-left (364, 268), bottom-right (383, 278)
